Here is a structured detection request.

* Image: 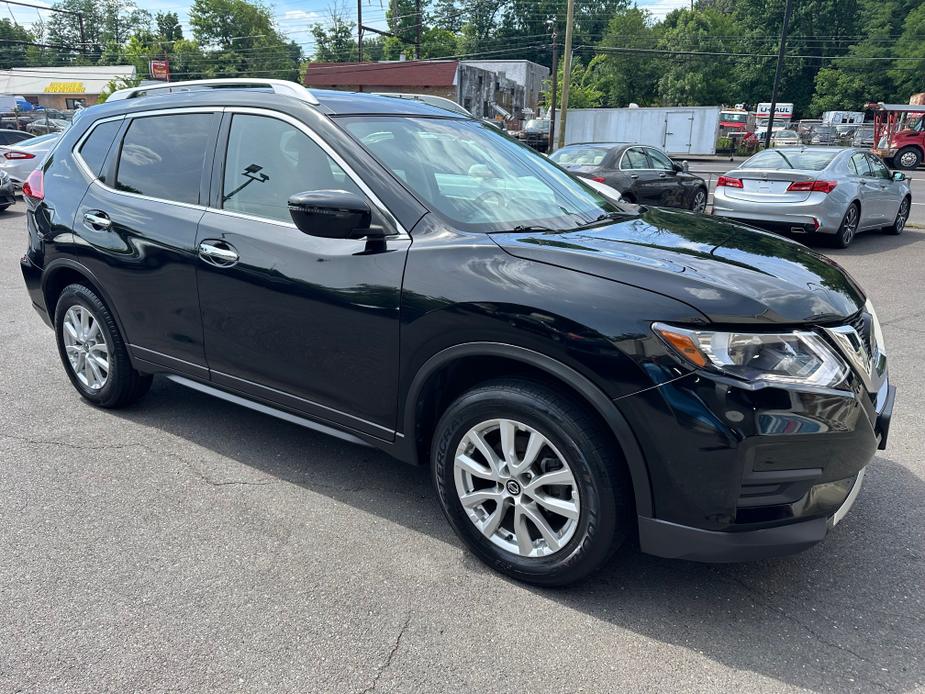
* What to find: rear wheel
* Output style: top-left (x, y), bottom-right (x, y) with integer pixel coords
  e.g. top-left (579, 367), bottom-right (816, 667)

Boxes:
top-left (895, 146), bottom-right (922, 171)
top-left (54, 284), bottom-right (152, 408)
top-left (886, 196), bottom-right (910, 235)
top-left (432, 379), bottom-right (631, 586)
top-left (833, 203), bottom-right (860, 248)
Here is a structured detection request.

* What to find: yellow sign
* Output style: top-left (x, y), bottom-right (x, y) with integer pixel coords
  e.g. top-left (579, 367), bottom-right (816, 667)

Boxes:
top-left (43, 81), bottom-right (85, 94)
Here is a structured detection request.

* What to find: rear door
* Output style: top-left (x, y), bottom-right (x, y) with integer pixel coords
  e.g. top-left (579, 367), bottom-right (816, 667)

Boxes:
top-left (74, 110), bottom-right (220, 377)
top-left (618, 146), bottom-right (660, 203)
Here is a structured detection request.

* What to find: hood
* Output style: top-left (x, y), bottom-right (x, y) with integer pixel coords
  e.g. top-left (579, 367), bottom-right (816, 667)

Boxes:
top-left (490, 207), bottom-right (864, 324)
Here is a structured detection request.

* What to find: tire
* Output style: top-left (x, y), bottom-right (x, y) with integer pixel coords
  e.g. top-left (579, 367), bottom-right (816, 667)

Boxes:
top-left (894, 146), bottom-right (922, 171)
top-left (54, 283), bottom-right (152, 408)
top-left (431, 379), bottom-right (632, 586)
top-left (886, 196), bottom-right (910, 235)
top-left (0, 204), bottom-right (10, 212)
top-left (832, 203), bottom-right (860, 248)
top-left (690, 187), bottom-right (708, 213)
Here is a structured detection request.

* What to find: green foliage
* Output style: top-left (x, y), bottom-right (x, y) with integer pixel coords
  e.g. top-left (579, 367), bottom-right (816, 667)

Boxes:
top-left (97, 74), bottom-right (143, 102)
top-left (543, 56), bottom-right (606, 109)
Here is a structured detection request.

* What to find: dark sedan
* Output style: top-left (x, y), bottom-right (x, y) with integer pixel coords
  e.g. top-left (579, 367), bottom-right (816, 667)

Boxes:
top-left (550, 143), bottom-right (709, 212)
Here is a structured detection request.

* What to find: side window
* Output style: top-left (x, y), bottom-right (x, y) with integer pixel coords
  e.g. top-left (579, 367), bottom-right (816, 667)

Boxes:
top-left (78, 120), bottom-right (121, 181)
top-left (647, 148), bottom-right (675, 171)
top-left (866, 155), bottom-right (891, 180)
top-left (850, 153), bottom-right (871, 177)
top-left (621, 147), bottom-right (648, 170)
top-left (115, 114), bottom-right (213, 204)
top-left (222, 114), bottom-right (362, 223)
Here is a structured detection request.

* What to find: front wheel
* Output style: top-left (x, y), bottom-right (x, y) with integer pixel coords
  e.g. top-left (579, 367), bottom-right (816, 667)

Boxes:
top-left (690, 187), bottom-right (708, 213)
top-left (895, 146), bottom-right (922, 170)
top-left (886, 197), bottom-right (910, 235)
top-left (432, 379), bottom-right (632, 586)
top-left (833, 203), bottom-right (860, 248)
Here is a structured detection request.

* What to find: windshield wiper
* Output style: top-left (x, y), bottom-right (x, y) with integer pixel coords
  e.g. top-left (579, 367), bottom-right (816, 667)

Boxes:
top-left (574, 211), bottom-right (624, 229)
top-left (509, 224), bottom-right (557, 233)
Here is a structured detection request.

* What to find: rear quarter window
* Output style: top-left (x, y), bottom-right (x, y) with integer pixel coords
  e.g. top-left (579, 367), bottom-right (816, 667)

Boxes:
top-left (78, 120), bottom-right (122, 181)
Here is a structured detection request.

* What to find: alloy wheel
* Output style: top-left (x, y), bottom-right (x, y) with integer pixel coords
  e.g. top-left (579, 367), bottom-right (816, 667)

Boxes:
top-left (453, 418), bottom-right (581, 558)
top-left (692, 190), bottom-right (707, 213)
top-left (896, 199), bottom-right (909, 232)
top-left (62, 305), bottom-right (110, 390)
top-left (841, 205), bottom-right (858, 245)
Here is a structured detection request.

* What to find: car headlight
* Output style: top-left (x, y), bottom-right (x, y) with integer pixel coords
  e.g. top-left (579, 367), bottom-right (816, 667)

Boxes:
top-left (653, 323), bottom-right (849, 388)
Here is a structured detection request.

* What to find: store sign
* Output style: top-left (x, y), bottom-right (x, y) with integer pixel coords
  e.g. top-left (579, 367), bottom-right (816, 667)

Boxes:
top-left (149, 60), bottom-right (170, 81)
top-left (43, 81), bottom-right (85, 94)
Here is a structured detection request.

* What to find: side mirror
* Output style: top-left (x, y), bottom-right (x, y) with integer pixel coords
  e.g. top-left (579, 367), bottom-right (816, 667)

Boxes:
top-left (672, 160), bottom-right (690, 173)
top-left (892, 171), bottom-right (907, 182)
top-left (287, 190), bottom-right (381, 239)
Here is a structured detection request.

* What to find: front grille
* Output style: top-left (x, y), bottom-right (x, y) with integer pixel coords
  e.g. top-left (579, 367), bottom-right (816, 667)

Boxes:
top-left (849, 311), bottom-right (873, 357)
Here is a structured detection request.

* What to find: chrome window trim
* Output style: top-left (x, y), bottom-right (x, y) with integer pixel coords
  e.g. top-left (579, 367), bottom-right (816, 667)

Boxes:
top-left (222, 106), bottom-right (409, 238)
top-left (618, 146), bottom-right (654, 172)
top-left (207, 207), bottom-right (297, 229)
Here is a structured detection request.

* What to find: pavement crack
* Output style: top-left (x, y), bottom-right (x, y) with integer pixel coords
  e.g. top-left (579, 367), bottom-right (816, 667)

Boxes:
top-left (361, 610), bottom-right (412, 694)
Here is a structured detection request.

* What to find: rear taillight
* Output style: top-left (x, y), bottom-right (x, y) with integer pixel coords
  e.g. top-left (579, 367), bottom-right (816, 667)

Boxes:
top-left (787, 180), bottom-right (837, 193)
top-left (590, 176), bottom-right (606, 183)
top-left (22, 168), bottom-right (44, 201)
top-left (3, 151), bottom-right (35, 160)
top-left (716, 175), bottom-right (743, 188)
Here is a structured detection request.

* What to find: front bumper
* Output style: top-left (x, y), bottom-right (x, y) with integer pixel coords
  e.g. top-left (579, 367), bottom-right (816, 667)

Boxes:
top-left (621, 355), bottom-right (894, 562)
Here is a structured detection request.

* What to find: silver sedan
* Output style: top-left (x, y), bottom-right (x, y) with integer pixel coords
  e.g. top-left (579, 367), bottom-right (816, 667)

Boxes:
top-left (0, 133), bottom-right (60, 190)
top-left (713, 147), bottom-right (911, 247)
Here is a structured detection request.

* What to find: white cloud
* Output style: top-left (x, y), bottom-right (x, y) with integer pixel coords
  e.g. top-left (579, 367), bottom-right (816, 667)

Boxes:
top-left (280, 9), bottom-right (322, 23)
top-left (637, 0), bottom-right (692, 20)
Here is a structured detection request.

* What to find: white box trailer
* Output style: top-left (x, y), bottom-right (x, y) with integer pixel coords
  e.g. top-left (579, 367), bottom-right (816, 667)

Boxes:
top-left (560, 106), bottom-right (721, 156)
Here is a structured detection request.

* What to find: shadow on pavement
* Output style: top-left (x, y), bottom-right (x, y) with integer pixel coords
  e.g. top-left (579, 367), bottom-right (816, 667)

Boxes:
top-left (112, 378), bottom-right (924, 693)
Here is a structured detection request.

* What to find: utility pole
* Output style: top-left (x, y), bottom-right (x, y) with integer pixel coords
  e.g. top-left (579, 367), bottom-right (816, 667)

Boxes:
top-left (414, 0), bottom-right (422, 59)
top-left (547, 23), bottom-right (558, 153)
top-left (357, 0), bottom-right (363, 63)
top-left (764, 0), bottom-right (794, 149)
top-left (556, 0), bottom-right (575, 150)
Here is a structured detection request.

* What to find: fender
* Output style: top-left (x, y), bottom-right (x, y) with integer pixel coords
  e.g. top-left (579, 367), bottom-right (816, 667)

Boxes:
top-left (401, 341), bottom-right (654, 517)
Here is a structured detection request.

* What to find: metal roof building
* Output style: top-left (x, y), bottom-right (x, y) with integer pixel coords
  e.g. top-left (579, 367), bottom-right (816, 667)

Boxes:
top-left (0, 65), bottom-right (136, 109)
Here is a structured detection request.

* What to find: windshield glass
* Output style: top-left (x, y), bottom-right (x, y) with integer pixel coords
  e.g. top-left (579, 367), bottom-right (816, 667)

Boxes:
top-left (341, 116), bottom-right (620, 232)
top-left (721, 112), bottom-right (747, 123)
top-left (524, 119), bottom-right (549, 131)
top-left (549, 145), bottom-right (611, 166)
top-left (775, 130), bottom-right (798, 138)
top-left (742, 149), bottom-right (838, 171)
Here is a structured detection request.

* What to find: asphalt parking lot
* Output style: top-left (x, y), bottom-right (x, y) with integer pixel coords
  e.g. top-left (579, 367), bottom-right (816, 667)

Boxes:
top-left (1, 204), bottom-right (923, 693)
top-left (691, 158), bottom-right (925, 228)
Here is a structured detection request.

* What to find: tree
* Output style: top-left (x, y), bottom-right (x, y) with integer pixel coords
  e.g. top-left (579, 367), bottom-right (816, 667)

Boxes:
top-left (155, 11), bottom-right (183, 43)
top-left (48, 0), bottom-right (151, 58)
top-left (190, 0), bottom-right (300, 80)
top-left (596, 6), bottom-right (662, 106)
top-left (543, 56), bottom-right (606, 109)
top-left (310, 5), bottom-right (355, 62)
top-left (889, 3), bottom-right (925, 98)
top-left (0, 19), bottom-right (37, 69)
top-left (97, 74), bottom-right (142, 102)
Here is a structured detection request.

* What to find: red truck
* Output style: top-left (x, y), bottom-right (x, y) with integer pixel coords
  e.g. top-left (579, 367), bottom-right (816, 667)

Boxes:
top-left (872, 93), bottom-right (925, 169)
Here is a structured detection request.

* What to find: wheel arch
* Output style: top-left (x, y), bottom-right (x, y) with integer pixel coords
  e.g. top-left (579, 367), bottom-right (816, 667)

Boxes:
top-left (401, 342), bottom-right (654, 517)
top-left (42, 259), bottom-right (131, 346)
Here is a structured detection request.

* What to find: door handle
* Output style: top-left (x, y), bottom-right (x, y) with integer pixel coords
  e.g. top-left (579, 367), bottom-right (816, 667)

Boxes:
top-left (83, 211), bottom-right (111, 230)
top-left (198, 240), bottom-right (239, 267)
top-left (659, 173), bottom-right (667, 178)
top-left (630, 174), bottom-right (639, 179)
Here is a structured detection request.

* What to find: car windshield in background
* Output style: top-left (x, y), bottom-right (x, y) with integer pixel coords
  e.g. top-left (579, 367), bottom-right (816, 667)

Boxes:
top-left (524, 119), bottom-right (549, 132)
top-left (775, 130), bottom-right (798, 138)
top-left (549, 145), bottom-right (611, 166)
top-left (341, 116), bottom-right (620, 232)
top-left (742, 149), bottom-right (838, 171)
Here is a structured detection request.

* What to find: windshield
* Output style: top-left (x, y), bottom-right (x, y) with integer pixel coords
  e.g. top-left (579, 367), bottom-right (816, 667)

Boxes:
top-left (549, 145), bottom-right (611, 166)
top-left (721, 112), bottom-right (747, 123)
top-left (742, 149), bottom-right (838, 171)
top-left (524, 119), bottom-right (549, 131)
top-left (340, 116), bottom-right (621, 232)
top-left (775, 130), bottom-right (798, 138)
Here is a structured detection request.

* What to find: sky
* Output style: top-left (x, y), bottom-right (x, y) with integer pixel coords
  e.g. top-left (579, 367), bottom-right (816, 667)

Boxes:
top-left (4, 0), bottom-right (691, 57)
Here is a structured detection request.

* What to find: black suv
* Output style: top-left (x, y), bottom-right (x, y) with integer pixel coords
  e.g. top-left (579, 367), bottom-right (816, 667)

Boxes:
top-left (20, 79), bottom-right (895, 586)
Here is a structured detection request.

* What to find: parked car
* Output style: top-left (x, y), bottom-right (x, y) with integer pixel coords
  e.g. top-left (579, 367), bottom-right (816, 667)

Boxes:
top-left (0, 132), bottom-right (60, 189)
top-left (771, 129), bottom-right (800, 147)
top-left (0, 128), bottom-right (33, 146)
top-left (512, 118), bottom-right (549, 150)
top-left (796, 119), bottom-right (822, 144)
top-left (852, 125), bottom-right (875, 148)
top-left (20, 79), bottom-right (895, 586)
top-left (26, 117), bottom-right (70, 135)
top-left (549, 142), bottom-right (709, 212)
top-left (713, 147), bottom-right (911, 247)
top-left (809, 124), bottom-right (839, 145)
top-left (0, 169), bottom-right (15, 210)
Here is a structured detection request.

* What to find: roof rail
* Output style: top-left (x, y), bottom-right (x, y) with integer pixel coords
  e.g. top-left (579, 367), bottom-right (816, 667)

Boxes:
top-left (107, 78), bottom-right (319, 106)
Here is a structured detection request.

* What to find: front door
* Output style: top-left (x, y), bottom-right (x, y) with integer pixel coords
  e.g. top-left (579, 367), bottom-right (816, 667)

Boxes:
top-left (644, 147), bottom-right (685, 208)
top-left (195, 111), bottom-right (410, 438)
top-left (619, 146), bottom-right (661, 204)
